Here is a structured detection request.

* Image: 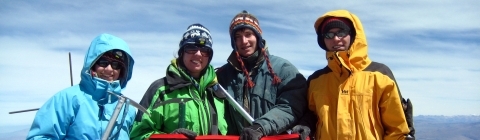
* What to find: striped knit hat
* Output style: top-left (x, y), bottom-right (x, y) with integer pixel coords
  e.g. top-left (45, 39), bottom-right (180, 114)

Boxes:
top-left (229, 10), bottom-right (264, 49)
top-left (228, 10), bottom-right (281, 88)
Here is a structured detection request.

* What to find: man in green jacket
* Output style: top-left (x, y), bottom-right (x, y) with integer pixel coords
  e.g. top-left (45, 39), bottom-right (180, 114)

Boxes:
top-left (130, 23), bottom-right (228, 140)
top-left (216, 10), bottom-right (310, 140)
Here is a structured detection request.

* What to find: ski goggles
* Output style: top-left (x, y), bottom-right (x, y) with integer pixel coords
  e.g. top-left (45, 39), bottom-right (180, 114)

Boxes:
top-left (183, 45), bottom-right (212, 57)
top-left (323, 30), bottom-right (350, 39)
top-left (95, 58), bottom-right (123, 70)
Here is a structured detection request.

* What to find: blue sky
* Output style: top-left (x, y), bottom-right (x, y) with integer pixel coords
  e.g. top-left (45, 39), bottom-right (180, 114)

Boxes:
top-left (1, 0), bottom-right (479, 139)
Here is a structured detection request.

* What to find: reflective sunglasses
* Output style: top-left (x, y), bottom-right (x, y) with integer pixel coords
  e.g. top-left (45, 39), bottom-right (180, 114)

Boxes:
top-left (184, 45), bottom-right (212, 57)
top-left (95, 58), bottom-right (122, 70)
top-left (323, 30), bottom-right (350, 39)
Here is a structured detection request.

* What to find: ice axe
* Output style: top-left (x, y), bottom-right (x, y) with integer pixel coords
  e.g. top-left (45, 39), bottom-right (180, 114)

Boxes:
top-left (211, 83), bottom-right (254, 124)
top-left (101, 91), bottom-right (150, 140)
top-left (211, 83), bottom-right (298, 135)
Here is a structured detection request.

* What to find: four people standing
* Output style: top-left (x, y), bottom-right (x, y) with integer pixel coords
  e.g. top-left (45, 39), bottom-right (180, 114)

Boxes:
top-left (26, 9), bottom-right (413, 140)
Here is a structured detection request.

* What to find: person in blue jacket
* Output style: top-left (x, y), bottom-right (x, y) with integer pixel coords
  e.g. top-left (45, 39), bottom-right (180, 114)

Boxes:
top-left (27, 33), bottom-right (136, 140)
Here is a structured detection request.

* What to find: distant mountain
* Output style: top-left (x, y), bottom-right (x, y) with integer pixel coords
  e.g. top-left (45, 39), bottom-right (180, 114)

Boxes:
top-left (414, 115), bottom-right (480, 140)
top-left (1, 115), bottom-right (479, 140)
top-left (0, 125), bottom-right (29, 140)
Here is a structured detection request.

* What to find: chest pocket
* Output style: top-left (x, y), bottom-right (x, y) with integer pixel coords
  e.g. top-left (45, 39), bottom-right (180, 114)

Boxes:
top-left (248, 83), bottom-right (277, 111)
top-left (350, 73), bottom-right (374, 111)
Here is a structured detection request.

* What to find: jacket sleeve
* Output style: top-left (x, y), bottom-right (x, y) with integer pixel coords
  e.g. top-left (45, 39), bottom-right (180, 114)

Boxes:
top-left (378, 76), bottom-right (410, 140)
top-left (130, 81), bottom-right (166, 140)
top-left (135, 78), bottom-right (165, 122)
top-left (130, 107), bottom-right (166, 140)
top-left (27, 91), bottom-right (73, 140)
top-left (254, 61), bottom-right (308, 135)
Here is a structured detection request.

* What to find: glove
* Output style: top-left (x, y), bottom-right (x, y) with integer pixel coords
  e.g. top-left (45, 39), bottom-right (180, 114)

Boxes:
top-left (170, 128), bottom-right (197, 140)
top-left (239, 124), bottom-right (264, 140)
top-left (291, 125), bottom-right (311, 140)
top-left (403, 98), bottom-right (415, 139)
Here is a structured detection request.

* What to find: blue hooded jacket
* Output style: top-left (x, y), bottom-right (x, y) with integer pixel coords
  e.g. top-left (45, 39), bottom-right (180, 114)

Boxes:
top-left (27, 33), bottom-right (136, 140)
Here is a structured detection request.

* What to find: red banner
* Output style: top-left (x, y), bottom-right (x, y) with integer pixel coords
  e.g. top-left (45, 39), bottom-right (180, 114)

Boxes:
top-left (149, 134), bottom-right (307, 140)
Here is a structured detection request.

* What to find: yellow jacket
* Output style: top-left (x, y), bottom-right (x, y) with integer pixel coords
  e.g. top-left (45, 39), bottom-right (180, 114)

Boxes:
top-left (308, 10), bottom-right (410, 140)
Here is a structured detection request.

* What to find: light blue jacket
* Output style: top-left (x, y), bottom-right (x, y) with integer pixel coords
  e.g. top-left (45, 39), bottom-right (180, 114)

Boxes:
top-left (27, 33), bottom-right (136, 140)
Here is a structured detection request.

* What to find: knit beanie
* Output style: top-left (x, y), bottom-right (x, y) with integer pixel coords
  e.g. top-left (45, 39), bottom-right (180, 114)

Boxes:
top-left (178, 23), bottom-right (213, 62)
top-left (229, 10), bottom-right (264, 49)
top-left (316, 17), bottom-right (355, 51)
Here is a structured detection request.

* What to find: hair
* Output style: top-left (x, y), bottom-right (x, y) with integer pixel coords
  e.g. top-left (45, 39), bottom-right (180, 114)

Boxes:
top-left (235, 47), bottom-right (281, 88)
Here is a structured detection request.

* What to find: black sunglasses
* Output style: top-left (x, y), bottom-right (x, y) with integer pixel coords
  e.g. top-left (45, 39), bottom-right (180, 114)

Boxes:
top-left (95, 58), bottom-right (122, 70)
top-left (323, 30), bottom-right (350, 39)
top-left (184, 45), bottom-right (212, 57)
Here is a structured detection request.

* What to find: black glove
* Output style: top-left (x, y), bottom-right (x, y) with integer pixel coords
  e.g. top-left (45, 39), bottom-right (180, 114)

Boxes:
top-left (403, 98), bottom-right (415, 139)
top-left (170, 128), bottom-right (197, 140)
top-left (291, 125), bottom-right (311, 140)
top-left (239, 124), bottom-right (264, 140)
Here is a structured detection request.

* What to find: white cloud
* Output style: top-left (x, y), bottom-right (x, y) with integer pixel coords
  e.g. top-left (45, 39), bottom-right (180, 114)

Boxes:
top-left (1, 0), bottom-right (479, 138)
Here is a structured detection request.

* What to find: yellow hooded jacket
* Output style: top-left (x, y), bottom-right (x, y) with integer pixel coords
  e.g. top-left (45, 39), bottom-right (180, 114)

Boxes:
top-left (308, 10), bottom-right (410, 140)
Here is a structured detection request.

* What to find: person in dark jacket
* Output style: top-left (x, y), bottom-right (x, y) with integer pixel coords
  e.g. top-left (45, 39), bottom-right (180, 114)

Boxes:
top-left (27, 33), bottom-right (136, 140)
top-left (130, 23), bottom-right (228, 140)
top-left (215, 10), bottom-right (310, 140)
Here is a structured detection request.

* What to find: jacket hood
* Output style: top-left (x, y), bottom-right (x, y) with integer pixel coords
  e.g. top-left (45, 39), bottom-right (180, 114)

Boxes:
top-left (314, 10), bottom-right (371, 73)
top-left (79, 33), bottom-right (135, 103)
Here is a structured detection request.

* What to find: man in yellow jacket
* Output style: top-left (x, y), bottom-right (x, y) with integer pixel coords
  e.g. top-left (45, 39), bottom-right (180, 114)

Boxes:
top-left (307, 9), bottom-right (414, 140)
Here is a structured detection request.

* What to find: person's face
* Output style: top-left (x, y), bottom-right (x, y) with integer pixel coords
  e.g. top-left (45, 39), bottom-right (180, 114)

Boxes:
top-left (182, 45), bottom-right (211, 78)
top-left (323, 28), bottom-right (351, 51)
top-left (92, 58), bottom-right (122, 81)
top-left (234, 28), bottom-right (258, 57)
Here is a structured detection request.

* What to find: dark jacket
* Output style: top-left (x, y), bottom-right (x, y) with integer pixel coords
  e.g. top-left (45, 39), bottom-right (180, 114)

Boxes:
top-left (216, 44), bottom-right (308, 136)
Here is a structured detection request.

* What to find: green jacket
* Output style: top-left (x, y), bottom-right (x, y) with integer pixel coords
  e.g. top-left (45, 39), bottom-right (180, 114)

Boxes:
top-left (216, 45), bottom-right (308, 136)
top-left (130, 59), bottom-right (228, 140)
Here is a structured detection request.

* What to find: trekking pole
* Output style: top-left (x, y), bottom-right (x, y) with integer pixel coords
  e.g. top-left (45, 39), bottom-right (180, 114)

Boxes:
top-left (212, 84), bottom-right (254, 124)
top-left (9, 108), bottom-right (40, 114)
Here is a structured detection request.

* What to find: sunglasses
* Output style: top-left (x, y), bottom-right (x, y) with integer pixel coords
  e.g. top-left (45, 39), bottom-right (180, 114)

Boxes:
top-left (95, 59), bottom-right (122, 70)
top-left (323, 30), bottom-right (349, 39)
top-left (184, 45), bottom-right (212, 57)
